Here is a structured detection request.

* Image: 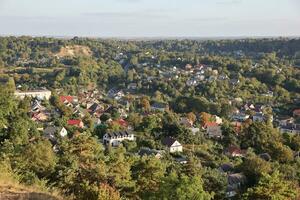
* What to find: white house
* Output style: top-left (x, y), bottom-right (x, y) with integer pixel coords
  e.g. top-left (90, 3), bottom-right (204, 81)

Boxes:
top-left (103, 131), bottom-right (135, 147)
top-left (59, 127), bottom-right (68, 137)
top-left (15, 89), bottom-right (51, 100)
top-left (162, 137), bottom-right (183, 153)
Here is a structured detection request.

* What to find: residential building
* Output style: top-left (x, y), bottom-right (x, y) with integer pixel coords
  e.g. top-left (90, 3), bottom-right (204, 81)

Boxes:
top-left (103, 131), bottom-right (135, 147)
top-left (204, 122), bottom-right (223, 138)
top-left (15, 89), bottom-right (51, 100)
top-left (162, 137), bottom-right (183, 153)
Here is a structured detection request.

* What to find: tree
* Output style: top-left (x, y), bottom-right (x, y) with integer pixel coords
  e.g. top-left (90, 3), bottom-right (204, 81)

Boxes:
top-left (240, 155), bottom-right (272, 186)
top-left (156, 172), bottom-right (212, 200)
top-left (106, 147), bottom-right (134, 194)
top-left (243, 171), bottom-right (298, 200)
top-left (186, 112), bottom-right (197, 124)
top-left (202, 168), bottom-right (227, 200)
top-left (140, 96), bottom-right (150, 112)
top-left (132, 156), bottom-right (166, 198)
top-left (16, 139), bottom-right (57, 178)
top-left (54, 133), bottom-right (107, 199)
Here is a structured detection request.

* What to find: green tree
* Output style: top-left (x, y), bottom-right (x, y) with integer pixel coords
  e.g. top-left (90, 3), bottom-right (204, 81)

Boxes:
top-left (156, 172), bottom-right (212, 200)
top-left (243, 171), bottom-right (298, 200)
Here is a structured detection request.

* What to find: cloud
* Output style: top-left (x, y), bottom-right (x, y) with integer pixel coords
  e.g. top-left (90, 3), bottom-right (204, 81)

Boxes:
top-left (216, 0), bottom-right (243, 6)
top-left (82, 11), bottom-right (168, 19)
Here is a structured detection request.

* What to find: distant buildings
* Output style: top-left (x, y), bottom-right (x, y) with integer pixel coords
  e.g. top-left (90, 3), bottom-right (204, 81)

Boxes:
top-left (14, 89), bottom-right (51, 100)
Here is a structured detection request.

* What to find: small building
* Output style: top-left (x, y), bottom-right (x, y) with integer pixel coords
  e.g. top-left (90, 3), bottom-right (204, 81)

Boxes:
top-left (138, 147), bottom-right (164, 159)
top-left (151, 102), bottom-right (168, 112)
top-left (293, 109), bottom-right (300, 118)
top-left (224, 146), bottom-right (247, 157)
top-left (162, 137), bottom-right (183, 153)
top-left (231, 113), bottom-right (250, 122)
top-left (103, 131), bottom-right (135, 147)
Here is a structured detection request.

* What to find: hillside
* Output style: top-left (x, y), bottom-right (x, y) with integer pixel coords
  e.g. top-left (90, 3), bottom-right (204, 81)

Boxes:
top-left (55, 45), bottom-right (92, 58)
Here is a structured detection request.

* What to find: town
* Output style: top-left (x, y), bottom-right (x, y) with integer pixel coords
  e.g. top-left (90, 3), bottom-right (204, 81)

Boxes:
top-left (0, 36), bottom-right (300, 200)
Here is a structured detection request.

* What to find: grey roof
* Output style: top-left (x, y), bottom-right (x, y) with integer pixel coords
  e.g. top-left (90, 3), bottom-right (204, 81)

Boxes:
top-left (106, 131), bottom-right (132, 138)
top-left (44, 126), bottom-right (57, 135)
top-left (138, 147), bottom-right (162, 157)
top-left (162, 137), bottom-right (177, 147)
top-left (228, 173), bottom-right (246, 185)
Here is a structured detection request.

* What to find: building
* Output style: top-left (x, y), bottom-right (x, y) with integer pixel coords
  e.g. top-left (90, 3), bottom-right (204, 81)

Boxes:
top-left (162, 137), bottom-right (183, 153)
top-left (151, 102), bottom-right (168, 112)
top-left (279, 123), bottom-right (300, 135)
top-left (138, 147), bottom-right (164, 159)
top-left (293, 109), bottom-right (300, 118)
top-left (226, 173), bottom-right (247, 198)
top-left (15, 89), bottom-right (51, 100)
top-left (44, 126), bottom-right (68, 143)
top-left (67, 119), bottom-right (84, 128)
top-left (103, 131), bottom-right (135, 147)
top-left (204, 122), bottom-right (223, 138)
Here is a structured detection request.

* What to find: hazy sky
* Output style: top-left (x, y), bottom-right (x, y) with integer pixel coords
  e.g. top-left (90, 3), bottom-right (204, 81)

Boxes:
top-left (0, 0), bottom-right (299, 37)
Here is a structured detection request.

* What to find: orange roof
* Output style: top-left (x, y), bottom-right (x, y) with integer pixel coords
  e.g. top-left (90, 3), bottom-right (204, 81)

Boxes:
top-left (60, 96), bottom-right (73, 103)
top-left (203, 122), bottom-right (218, 128)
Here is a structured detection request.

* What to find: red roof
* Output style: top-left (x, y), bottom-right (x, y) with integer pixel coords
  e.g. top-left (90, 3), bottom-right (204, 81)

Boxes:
top-left (60, 96), bottom-right (73, 103)
top-left (113, 119), bottom-right (128, 127)
top-left (68, 119), bottom-right (82, 126)
top-left (293, 109), bottom-right (300, 116)
top-left (203, 122), bottom-right (218, 128)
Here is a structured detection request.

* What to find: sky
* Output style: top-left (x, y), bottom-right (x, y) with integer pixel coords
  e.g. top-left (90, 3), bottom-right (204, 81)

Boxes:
top-left (0, 0), bottom-right (299, 38)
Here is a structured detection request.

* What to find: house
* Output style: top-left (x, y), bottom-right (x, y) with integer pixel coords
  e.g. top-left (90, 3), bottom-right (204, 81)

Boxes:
top-left (162, 137), bottom-right (183, 153)
top-left (103, 131), bottom-right (135, 147)
top-left (138, 147), bottom-right (164, 159)
top-left (31, 100), bottom-right (45, 113)
top-left (59, 96), bottom-right (77, 104)
top-left (31, 112), bottom-right (48, 122)
top-left (204, 122), bottom-right (223, 138)
top-left (189, 127), bottom-right (200, 135)
top-left (276, 116), bottom-right (294, 126)
top-left (15, 89), bottom-right (51, 100)
top-left (180, 117), bottom-right (193, 127)
top-left (231, 113), bottom-right (250, 122)
top-left (213, 115), bottom-right (223, 124)
top-left (279, 123), bottom-right (300, 135)
top-left (226, 173), bottom-right (247, 198)
top-left (293, 109), bottom-right (300, 118)
top-left (67, 119), bottom-right (84, 128)
top-left (252, 112), bottom-right (264, 122)
top-left (44, 126), bottom-right (68, 142)
top-left (151, 102), bottom-right (168, 112)
top-left (225, 146), bottom-right (247, 157)
top-left (127, 83), bottom-right (138, 90)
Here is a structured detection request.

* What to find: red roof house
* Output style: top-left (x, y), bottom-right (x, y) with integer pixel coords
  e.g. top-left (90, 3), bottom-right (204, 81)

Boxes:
top-left (293, 109), bottom-right (300, 118)
top-left (67, 119), bottom-right (84, 128)
top-left (60, 96), bottom-right (74, 104)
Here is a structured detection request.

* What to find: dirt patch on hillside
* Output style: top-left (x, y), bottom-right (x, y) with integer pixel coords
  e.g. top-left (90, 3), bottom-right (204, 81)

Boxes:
top-left (55, 45), bottom-right (92, 58)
